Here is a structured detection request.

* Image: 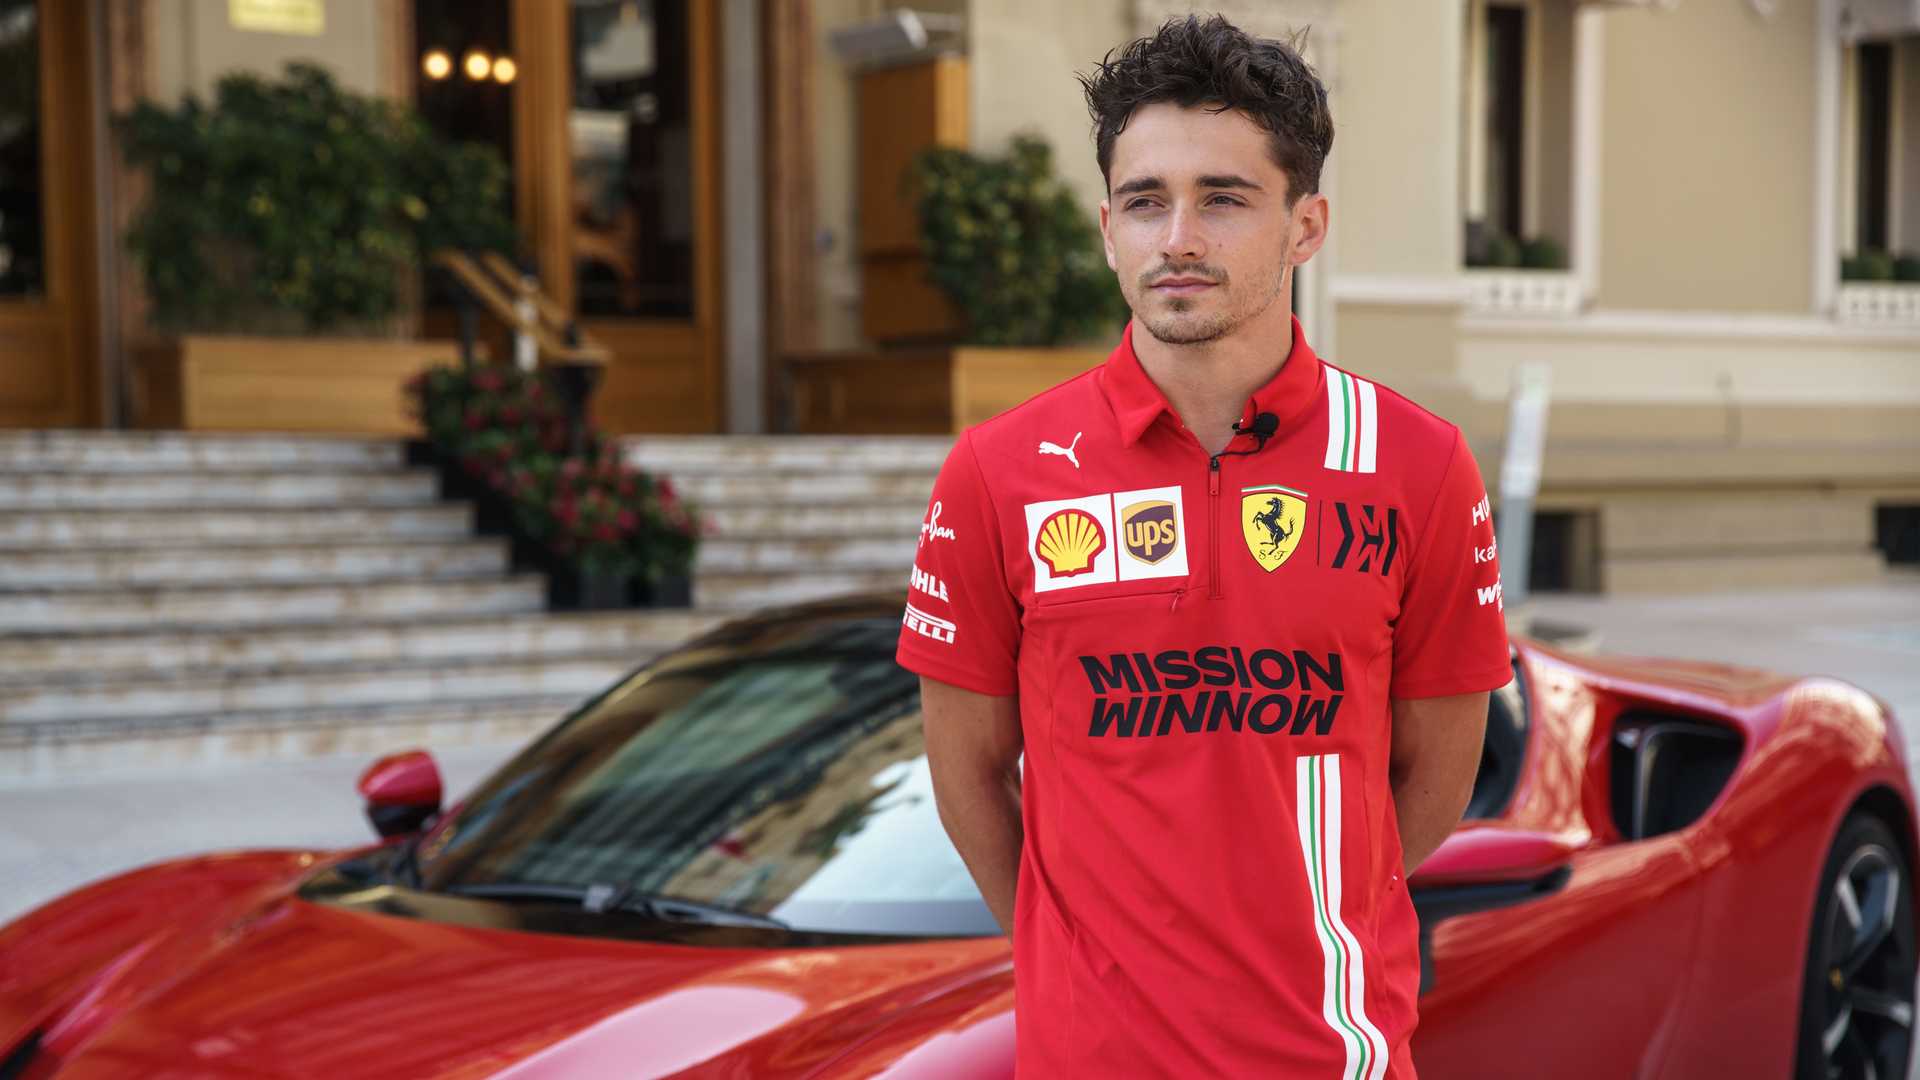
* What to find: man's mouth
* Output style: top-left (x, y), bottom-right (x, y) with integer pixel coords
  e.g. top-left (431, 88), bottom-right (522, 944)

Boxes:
top-left (1151, 277), bottom-right (1217, 296)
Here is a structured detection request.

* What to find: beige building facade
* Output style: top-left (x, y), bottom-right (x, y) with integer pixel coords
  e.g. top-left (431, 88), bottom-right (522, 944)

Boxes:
top-left (809, 0), bottom-right (1918, 590)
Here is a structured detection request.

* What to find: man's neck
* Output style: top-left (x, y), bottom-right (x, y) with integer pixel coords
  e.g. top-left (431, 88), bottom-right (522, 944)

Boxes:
top-left (1131, 302), bottom-right (1296, 456)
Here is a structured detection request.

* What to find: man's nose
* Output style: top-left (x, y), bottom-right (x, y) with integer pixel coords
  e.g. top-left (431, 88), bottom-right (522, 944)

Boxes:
top-left (1160, 203), bottom-right (1207, 263)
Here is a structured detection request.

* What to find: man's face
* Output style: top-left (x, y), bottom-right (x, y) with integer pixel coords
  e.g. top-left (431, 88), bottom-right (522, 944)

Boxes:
top-left (1099, 102), bottom-right (1327, 346)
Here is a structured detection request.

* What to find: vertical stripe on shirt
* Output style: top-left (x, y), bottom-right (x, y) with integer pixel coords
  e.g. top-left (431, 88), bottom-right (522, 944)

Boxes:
top-left (1297, 754), bottom-right (1390, 1080)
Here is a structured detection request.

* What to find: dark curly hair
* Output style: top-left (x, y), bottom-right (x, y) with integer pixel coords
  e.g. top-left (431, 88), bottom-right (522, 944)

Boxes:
top-left (1078, 15), bottom-right (1334, 205)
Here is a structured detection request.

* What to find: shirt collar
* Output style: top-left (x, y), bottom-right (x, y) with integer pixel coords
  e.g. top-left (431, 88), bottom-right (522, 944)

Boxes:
top-left (1099, 315), bottom-right (1326, 448)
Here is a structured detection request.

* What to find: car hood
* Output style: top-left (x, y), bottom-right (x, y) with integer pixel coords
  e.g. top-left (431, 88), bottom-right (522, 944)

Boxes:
top-left (9, 857), bottom-right (1013, 1079)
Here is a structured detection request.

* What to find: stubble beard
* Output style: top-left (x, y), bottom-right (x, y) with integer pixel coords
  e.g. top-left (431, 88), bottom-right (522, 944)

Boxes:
top-left (1130, 257), bottom-right (1292, 348)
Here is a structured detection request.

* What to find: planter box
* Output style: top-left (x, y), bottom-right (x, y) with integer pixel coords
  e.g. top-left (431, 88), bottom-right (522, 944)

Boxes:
top-left (950, 345), bottom-right (1110, 430)
top-left (778, 343), bottom-right (1111, 434)
top-left (133, 334), bottom-right (471, 434)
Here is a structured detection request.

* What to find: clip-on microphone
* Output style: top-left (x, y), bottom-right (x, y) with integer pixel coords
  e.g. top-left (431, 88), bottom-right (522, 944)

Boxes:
top-left (1222, 411), bottom-right (1280, 459)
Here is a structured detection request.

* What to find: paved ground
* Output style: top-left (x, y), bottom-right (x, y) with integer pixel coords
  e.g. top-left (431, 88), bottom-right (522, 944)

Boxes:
top-left (0, 742), bottom-right (518, 924)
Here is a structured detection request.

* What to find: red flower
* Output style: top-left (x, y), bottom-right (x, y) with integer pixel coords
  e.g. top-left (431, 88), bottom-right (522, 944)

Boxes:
top-left (657, 477), bottom-right (678, 503)
top-left (594, 523), bottom-right (617, 542)
top-left (617, 475), bottom-right (636, 499)
top-left (616, 509), bottom-right (637, 532)
top-left (560, 459), bottom-right (585, 481)
top-left (463, 409), bottom-right (486, 431)
top-left (500, 405), bottom-right (522, 425)
top-left (487, 468), bottom-right (507, 491)
top-left (473, 369), bottom-right (504, 393)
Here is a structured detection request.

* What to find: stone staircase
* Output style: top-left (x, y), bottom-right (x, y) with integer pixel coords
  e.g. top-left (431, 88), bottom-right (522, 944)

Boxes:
top-left (623, 435), bottom-right (944, 611)
top-left (0, 434), bottom-right (691, 778)
top-left (0, 430), bottom-right (942, 780)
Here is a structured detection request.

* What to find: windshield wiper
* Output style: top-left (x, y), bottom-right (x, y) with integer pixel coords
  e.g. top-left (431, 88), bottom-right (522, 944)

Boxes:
top-left (438, 881), bottom-right (790, 930)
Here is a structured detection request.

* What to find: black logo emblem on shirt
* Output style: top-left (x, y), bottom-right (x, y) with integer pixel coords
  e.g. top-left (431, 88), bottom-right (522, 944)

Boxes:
top-left (1328, 503), bottom-right (1400, 576)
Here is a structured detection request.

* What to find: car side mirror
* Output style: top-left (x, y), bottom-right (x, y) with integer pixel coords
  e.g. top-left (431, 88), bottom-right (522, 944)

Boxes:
top-left (1406, 824), bottom-right (1578, 994)
top-left (357, 750), bottom-right (443, 839)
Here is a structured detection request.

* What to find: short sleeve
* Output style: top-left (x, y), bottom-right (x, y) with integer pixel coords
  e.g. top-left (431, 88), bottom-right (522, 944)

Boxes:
top-left (1389, 429), bottom-right (1513, 700)
top-left (895, 431), bottom-right (1022, 696)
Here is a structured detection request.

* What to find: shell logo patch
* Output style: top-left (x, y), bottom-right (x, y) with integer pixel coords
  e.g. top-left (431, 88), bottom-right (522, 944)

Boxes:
top-left (1035, 508), bottom-right (1107, 577)
top-left (1023, 494), bottom-right (1117, 593)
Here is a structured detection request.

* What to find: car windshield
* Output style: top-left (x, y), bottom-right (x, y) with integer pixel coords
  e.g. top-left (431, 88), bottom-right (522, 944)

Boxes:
top-left (409, 606), bottom-right (998, 938)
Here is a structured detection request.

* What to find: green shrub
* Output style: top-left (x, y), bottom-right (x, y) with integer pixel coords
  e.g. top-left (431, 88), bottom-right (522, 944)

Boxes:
top-left (1519, 235), bottom-right (1567, 271)
top-left (1482, 230), bottom-right (1522, 269)
top-left (119, 62), bottom-right (514, 334)
top-left (1893, 252), bottom-right (1920, 283)
top-left (910, 134), bottom-right (1126, 347)
top-left (1842, 250), bottom-right (1895, 282)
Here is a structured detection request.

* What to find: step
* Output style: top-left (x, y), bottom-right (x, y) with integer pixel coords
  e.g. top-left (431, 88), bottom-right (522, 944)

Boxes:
top-left (0, 470), bottom-right (439, 510)
top-left (693, 535), bottom-right (918, 574)
top-left (0, 695), bottom-right (581, 780)
top-left (623, 436), bottom-right (954, 475)
top-left (0, 652), bottom-right (643, 725)
top-left (1602, 550), bottom-right (1890, 593)
top-left (693, 569), bottom-right (907, 611)
top-left (0, 505), bottom-right (476, 548)
top-left (699, 501), bottom-right (928, 537)
top-left (673, 472), bottom-right (937, 505)
top-left (0, 431), bottom-right (403, 473)
top-left (1528, 443), bottom-right (1920, 490)
top-left (0, 576), bottom-right (547, 633)
top-left (0, 611), bottom-right (722, 683)
top-left (0, 540), bottom-right (511, 590)
top-left (1597, 493), bottom-right (1876, 556)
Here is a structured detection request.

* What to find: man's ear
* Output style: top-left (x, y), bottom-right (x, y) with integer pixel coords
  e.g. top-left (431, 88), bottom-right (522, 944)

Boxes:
top-left (1289, 192), bottom-right (1330, 267)
top-left (1099, 199), bottom-right (1117, 272)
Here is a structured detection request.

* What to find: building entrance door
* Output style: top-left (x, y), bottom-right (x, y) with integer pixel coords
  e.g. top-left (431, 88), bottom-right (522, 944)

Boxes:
top-left (517, 0), bottom-right (723, 433)
top-left (0, 0), bottom-right (100, 428)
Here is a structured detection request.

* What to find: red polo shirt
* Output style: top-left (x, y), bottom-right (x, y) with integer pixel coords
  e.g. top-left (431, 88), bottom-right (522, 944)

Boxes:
top-left (897, 316), bottom-right (1510, 1078)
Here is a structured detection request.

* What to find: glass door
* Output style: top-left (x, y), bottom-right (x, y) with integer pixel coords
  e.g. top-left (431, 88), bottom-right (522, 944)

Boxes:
top-left (515, 0), bottom-right (722, 434)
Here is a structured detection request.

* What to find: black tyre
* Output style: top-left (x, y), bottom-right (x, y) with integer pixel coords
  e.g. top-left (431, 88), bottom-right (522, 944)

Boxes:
top-left (1796, 813), bottom-right (1917, 1079)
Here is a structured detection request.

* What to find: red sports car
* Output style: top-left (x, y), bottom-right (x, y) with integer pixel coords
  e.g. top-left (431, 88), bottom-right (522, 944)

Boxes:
top-left (1, 595), bottom-right (1912, 1079)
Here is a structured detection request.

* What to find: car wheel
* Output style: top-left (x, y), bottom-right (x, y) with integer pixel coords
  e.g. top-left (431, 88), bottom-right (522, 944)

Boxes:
top-left (1797, 813), bottom-right (1917, 1080)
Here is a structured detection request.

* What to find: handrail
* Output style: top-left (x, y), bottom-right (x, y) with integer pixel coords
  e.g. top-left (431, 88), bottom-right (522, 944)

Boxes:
top-left (431, 250), bottom-right (609, 368)
top-left (481, 251), bottom-right (575, 335)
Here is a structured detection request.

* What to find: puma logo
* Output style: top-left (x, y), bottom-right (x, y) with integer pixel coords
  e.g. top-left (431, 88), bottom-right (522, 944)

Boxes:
top-left (1039, 432), bottom-right (1083, 469)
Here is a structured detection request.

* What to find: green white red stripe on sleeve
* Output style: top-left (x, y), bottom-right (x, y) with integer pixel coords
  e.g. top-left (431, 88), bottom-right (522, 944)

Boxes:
top-left (1323, 366), bottom-right (1378, 474)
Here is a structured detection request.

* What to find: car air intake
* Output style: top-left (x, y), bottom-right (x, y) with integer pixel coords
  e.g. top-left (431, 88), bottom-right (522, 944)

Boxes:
top-left (1610, 714), bottom-right (1744, 840)
top-left (0, 1032), bottom-right (42, 1080)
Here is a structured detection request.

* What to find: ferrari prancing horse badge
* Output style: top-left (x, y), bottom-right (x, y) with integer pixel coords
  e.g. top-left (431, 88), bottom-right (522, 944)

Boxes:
top-left (1241, 485), bottom-right (1308, 572)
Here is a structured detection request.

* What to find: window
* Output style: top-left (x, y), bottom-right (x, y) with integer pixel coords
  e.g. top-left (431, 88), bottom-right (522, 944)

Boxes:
top-left (1856, 42), bottom-right (1892, 254)
top-left (1460, 0), bottom-right (1574, 275)
top-left (569, 0), bottom-right (696, 319)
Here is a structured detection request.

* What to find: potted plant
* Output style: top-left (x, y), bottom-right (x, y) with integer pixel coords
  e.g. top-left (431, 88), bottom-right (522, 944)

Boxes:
top-left (118, 62), bottom-right (515, 433)
top-left (407, 362), bottom-right (700, 609)
top-left (909, 134), bottom-right (1128, 429)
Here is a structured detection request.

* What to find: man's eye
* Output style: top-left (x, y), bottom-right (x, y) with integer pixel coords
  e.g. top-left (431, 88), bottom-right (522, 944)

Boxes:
top-left (1208, 195), bottom-right (1241, 207)
top-left (1126, 199), bottom-right (1157, 211)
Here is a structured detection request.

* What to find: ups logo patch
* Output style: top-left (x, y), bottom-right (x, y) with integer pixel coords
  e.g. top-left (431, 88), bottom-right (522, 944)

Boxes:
top-left (1120, 499), bottom-right (1179, 565)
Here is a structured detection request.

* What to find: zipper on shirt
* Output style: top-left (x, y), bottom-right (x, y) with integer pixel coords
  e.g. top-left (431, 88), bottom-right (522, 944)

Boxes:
top-left (1208, 454), bottom-right (1223, 599)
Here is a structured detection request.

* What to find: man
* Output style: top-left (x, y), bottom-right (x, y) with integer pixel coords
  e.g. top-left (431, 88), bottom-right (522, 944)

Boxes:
top-left (895, 14), bottom-right (1510, 1078)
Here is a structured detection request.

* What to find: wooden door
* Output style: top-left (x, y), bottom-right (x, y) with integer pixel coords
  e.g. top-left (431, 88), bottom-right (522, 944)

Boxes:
top-left (512, 0), bottom-right (724, 434)
top-left (0, 0), bottom-right (100, 428)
